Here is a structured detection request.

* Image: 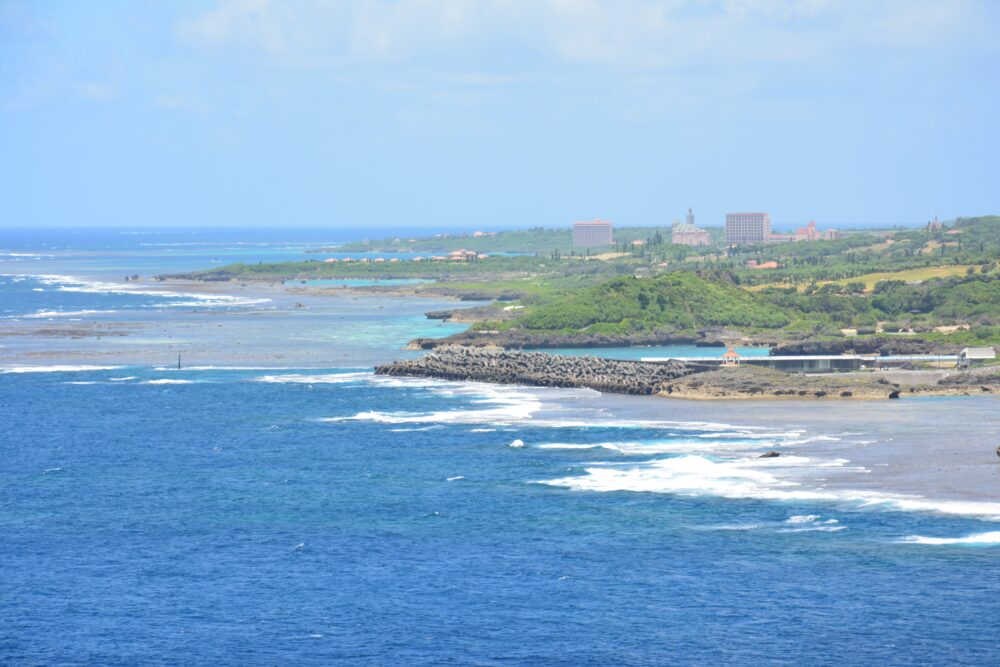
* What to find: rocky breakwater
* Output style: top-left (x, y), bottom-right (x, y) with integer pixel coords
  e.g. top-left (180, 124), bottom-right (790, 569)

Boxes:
top-left (375, 346), bottom-right (704, 395)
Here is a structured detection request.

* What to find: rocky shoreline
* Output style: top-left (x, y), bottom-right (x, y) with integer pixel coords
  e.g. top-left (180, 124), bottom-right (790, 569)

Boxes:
top-left (376, 346), bottom-right (1000, 400)
top-left (406, 329), bottom-right (755, 350)
top-left (771, 336), bottom-right (961, 356)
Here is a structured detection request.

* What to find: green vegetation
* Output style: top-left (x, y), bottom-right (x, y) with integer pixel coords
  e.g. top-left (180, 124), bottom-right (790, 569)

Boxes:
top-left (460, 265), bottom-right (1000, 345)
top-left (174, 215), bottom-right (1000, 347)
top-left (508, 273), bottom-right (790, 335)
top-left (732, 216), bottom-right (1000, 287)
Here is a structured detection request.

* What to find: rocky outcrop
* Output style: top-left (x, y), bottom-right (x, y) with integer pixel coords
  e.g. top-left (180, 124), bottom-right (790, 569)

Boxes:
top-left (659, 365), bottom-right (910, 400)
top-left (772, 337), bottom-right (960, 356)
top-left (424, 305), bottom-right (522, 323)
top-left (407, 329), bottom-right (768, 351)
top-left (375, 346), bottom-right (705, 395)
top-left (935, 367), bottom-right (1000, 387)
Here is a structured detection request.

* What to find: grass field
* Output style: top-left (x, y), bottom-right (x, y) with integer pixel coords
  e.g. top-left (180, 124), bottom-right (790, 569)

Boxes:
top-left (744, 265), bottom-right (975, 292)
top-left (827, 265), bottom-right (973, 290)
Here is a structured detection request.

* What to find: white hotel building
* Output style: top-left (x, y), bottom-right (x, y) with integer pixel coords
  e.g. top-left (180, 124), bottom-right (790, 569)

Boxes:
top-left (572, 219), bottom-right (614, 247)
top-left (725, 212), bottom-right (772, 245)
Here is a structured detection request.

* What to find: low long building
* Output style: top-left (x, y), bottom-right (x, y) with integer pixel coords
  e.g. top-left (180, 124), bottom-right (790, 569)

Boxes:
top-left (643, 353), bottom-right (960, 373)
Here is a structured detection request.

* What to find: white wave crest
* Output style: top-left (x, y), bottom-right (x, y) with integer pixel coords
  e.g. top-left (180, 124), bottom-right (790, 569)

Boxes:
top-left (14, 274), bottom-right (270, 308)
top-left (901, 531), bottom-right (1000, 546)
top-left (781, 515), bottom-right (843, 532)
top-left (534, 438), bottom-right (794, 456)
top-left (325, 385), bottom-right (544, 426)
top-left (143, 379), bottom-right (194, 385)
top-left (19, 309), bottom-right (117, 319)
top-left (540, 454), bottom-right (1000, 520)
top-left (389, 426), bottom-right (443, 432)
top-left (541, 454), bottom-right (830, 502)
top-left (1, 365), bottom-right (122, 373)
top-left (255, 372), bottom-right (372, 384)
top-left (537, 443), bottom-right (604, 450)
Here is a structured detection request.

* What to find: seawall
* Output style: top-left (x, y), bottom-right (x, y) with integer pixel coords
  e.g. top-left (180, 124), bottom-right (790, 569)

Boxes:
top-left (375, 346), bottom-right (703, 395)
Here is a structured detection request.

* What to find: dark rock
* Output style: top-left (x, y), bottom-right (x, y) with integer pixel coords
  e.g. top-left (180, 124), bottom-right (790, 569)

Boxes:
top-left (407, 329), bottom-right (708, 350)
top-left (759, 451), bottom-right (781, 458)
top-left (888, 390), bottom-right (901, 399)
top-left (772, 337), bottom-right (960, 357)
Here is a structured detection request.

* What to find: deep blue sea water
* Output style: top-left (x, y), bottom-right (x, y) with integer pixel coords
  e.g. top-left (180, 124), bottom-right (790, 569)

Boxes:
top-left (2, 228), bottom-right (1000, 665)
top-left (0, 226), bottom-right (453, 278)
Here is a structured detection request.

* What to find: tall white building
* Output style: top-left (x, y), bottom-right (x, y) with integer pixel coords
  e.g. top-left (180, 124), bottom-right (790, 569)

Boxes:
top-left (725, 212), bottom-right (771, 245)
top-left (572, 219), bottom-right (614, 247)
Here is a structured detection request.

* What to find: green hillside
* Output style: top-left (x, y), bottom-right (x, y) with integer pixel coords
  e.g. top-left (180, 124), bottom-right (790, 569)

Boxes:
top-left (507, 273), bottom-right (791, 335)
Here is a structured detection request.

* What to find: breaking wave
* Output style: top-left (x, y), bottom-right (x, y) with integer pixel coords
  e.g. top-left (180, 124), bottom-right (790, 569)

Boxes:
top-left (539, 454), bottom-right (1000, 521)
top-left (901, 531), bottom-right (1000, 546)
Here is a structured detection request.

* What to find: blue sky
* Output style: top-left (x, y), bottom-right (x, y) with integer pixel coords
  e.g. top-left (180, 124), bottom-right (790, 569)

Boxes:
top-left (1, 1), bottom-right (997, 230)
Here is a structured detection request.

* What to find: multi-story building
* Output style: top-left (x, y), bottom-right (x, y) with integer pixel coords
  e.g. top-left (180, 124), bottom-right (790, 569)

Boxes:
top-left (572, 219), bottom-right (613, 247)
top-left (725, 212), bottom-right (771, 245)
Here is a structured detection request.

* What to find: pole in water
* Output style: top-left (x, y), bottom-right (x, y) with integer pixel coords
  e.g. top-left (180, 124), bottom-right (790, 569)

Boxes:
top-left (177, 354), bottom-right (181, 370)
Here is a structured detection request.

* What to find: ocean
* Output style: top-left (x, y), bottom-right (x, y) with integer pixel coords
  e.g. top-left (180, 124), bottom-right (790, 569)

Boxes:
top-left (2, 228), bottom-right (999, 665)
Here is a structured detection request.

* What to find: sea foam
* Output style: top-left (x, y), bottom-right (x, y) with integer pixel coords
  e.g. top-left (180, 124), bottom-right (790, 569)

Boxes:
top-left (1, 365), bottom-right (123, 373)
top-left (255, 372), bottom-right (372, 384)
top-left (540, 453), bottom-right (1000, 521)
top-left (900, 531), bottom-right (1000, 546)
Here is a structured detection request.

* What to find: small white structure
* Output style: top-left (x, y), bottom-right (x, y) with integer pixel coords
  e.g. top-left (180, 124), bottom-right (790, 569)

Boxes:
top-left (958, 347), bottom-right (996, 368)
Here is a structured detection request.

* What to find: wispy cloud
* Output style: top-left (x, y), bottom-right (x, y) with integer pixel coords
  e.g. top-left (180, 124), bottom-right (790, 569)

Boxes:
top-left (176, 0), bottom-right (997, 72)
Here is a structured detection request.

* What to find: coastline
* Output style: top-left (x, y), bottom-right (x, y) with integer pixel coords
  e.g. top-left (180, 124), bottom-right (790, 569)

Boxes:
top-left (376, 346), bottom-right (1000, 401)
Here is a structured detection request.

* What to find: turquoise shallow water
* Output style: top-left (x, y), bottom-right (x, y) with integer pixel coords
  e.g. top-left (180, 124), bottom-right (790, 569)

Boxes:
top-left (2, 228), bottom-right (1000, 665)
